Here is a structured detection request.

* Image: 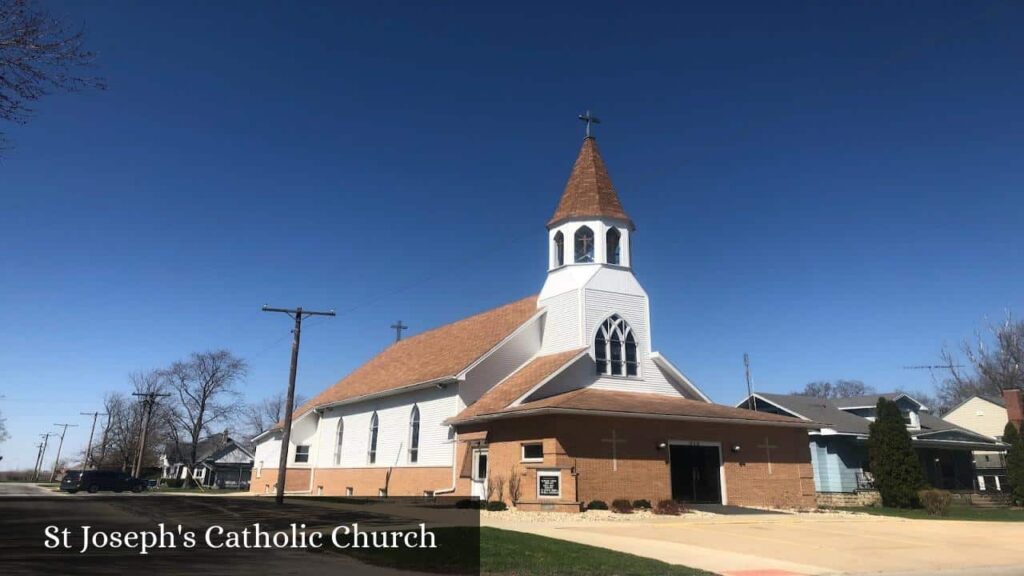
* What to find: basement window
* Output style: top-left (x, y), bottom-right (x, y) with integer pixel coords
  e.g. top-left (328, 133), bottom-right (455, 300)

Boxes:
top-left (522, 443), bottom-right (544, 462)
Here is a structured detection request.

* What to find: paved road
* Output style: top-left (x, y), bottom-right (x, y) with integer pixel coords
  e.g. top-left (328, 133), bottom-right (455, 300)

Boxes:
top-left (485, 512), bottom-right (1024, 575)
top-left (0, 495), bottom-right (477, 575)
top-left (0, 482), bottom-right (57, 496)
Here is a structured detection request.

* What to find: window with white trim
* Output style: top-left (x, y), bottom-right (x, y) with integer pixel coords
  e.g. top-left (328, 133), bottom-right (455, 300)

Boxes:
top-left (594, 314), bottom-right (639, 377)
top-left (606, 227), bottom-right (621, 265)
top-left (408, 405), bottom-right (421, 464)
top-left (333, 419), bottom-right (344, 465)
top-left (521, 443), bottom-right (543, 462)
top-left (574, 226), bottom-right (594, 263)
top-left (368, 411), bottom-right (379, 464)
top-left (294, 445), bottom-right (310, 464)
top-left (553, 231), bottom-right (565, 267)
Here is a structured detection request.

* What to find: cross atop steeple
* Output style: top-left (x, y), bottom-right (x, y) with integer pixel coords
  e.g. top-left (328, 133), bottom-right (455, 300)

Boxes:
top-left (391, 320), bottom-right (408, 342)
top-left (578, 110), bottom-right (600, 138)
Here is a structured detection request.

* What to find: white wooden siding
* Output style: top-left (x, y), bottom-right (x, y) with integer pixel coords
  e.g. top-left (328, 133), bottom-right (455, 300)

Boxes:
top-left (584, 288), bottom-right (686, 397)
top-left (314, 385), bottom-right (458, 469)
top-left (538, 289), bottom-right (581, 353)
top-left (459, 313), bottom-right (543, 406)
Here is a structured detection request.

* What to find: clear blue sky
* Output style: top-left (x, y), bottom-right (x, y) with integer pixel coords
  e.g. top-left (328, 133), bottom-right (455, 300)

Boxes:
top-left (1, 1), bottom-right (1022, 469)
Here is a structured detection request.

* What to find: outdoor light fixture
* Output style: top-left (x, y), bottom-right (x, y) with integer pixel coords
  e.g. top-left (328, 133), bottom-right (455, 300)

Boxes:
top-left (656, 442), bottom-right (667, 450)
top-left (732, 444), bottom-right (742, 453)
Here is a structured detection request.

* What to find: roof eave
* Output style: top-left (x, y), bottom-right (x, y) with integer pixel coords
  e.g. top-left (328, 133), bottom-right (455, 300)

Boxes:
top-left (449, 406), bottom-right (820, 428)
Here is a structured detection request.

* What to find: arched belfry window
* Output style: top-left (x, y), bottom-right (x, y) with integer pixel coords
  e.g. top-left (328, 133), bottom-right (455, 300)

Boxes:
top-left (368, 412), bottom-right (379, 464)
top-left (606, 228), bottom-right (621, 265)
top-left (594, 314), bottom-right (639, 377)
top-left (553, 231), bottom-right (565, 267)
top-left (333, 419), bottom-right (344, 465)
top-left (574, 226), bottom-right (594, 263)
top-left (408, 405), bottom-right (421, 463)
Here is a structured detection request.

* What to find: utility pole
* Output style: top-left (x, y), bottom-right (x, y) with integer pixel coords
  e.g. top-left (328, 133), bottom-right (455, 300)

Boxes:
top-left (80, 411), bottom-right (107, 471)
top-left (262, 305), bottom-right (336, 505)
top-left (744, 353), bottom-right (757, 411)
top-left (50, 423), bottom-right (78, 482)
top-left (131, 392), bottom-right (169, 478)
top-left (34, 432), bottom-right (54, 481)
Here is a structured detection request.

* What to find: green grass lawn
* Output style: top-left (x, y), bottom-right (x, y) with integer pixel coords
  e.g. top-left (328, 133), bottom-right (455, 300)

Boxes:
top-left (332, 526), bottom-right (710, 575)
top-left (841, 505), bottom-right (1024, 521)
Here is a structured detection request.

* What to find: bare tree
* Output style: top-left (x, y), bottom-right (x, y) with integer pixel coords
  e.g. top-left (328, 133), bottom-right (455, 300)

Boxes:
top-left (241, 391), bottom-right (307, 438)
top-left (163, 350), bottom-right (247, 483)
top-left (0, 0), bottom-right (105, 149)
top-left (793, 380), bottom-right (876, 399)
top-left (937, 314), bottom-right (1024, 413)
top-left (0, 408), bottom-right (9, 443)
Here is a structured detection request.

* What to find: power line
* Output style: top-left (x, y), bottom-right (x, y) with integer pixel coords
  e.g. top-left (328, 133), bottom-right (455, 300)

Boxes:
top-left (262, 305), bottom-right (335, 505)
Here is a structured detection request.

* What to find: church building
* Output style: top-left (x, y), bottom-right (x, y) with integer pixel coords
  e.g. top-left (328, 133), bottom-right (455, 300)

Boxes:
top-left (251, 133), bottom-right (818, 511)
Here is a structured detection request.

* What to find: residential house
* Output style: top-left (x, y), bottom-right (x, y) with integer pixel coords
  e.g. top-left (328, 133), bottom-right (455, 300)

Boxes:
top-left (942, 395), bottom-right (1008, 491)
top-left (162, 432), bottom-right (254, 489)
top-left (736, 392), bottom-right (1003, 505)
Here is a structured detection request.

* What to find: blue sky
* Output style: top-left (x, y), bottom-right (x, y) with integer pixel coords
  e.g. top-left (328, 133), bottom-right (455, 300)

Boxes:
top-left (1, 1), bottom-right (1022, 469)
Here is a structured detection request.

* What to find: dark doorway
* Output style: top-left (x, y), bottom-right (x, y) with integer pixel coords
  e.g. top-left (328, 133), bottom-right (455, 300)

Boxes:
top-left (670, 444), bottom-right (722, 503)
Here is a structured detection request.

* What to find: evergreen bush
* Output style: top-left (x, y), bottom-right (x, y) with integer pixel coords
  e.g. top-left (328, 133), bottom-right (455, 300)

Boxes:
top-left (586, 499), bottom-right (608, 510)
top-left (631, 499), bottom-right (652, 509)
top-left (484, 501), bottom-right (508, 511)
top-left (611, 498), bottom-right (633, 513)
top-left (1003, 421), bottom-right (1024, 505)
top-left (653, 499), bottom-right (683, 515)
top-left (867, 397), bottom-right (925, 508)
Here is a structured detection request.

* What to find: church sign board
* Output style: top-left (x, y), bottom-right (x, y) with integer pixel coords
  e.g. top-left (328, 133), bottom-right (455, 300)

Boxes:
top-left (537, 470), bottom-right (560, 498)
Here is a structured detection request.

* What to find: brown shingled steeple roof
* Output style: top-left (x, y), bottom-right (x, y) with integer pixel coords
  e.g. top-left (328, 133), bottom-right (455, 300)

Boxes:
top-left (548, 137), bottom-right (634, 229)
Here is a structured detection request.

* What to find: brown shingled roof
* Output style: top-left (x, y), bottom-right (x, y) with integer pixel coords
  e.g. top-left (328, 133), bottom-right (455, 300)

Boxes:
top-left (450, 348), bottom-right (588, 423)
top-left (548, 137), bottom-right (634, 229)
top-left (451, 387), bottom-right (816, 427)
top-left (278, 295), bottom-right (540, 428)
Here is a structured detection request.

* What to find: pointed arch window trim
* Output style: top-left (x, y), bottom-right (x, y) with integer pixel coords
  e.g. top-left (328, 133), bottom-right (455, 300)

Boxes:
top-left (574, 225), bottom-right (595, 263)
top-left (333, 418), bottom-right (345, 466)
top-left (594, 314), bottom-right (639, 377)
top-left (408, 404), bottom-right (421, 464)
top-left (606, 227), bottom-right (621, 265)
top-left (553, 231), bottom-right (565, 268)
top-left (368, 411), bottom-right (379, 464)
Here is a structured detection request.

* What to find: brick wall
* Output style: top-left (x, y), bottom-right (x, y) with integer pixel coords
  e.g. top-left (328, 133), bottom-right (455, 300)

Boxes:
top-left (250, 438), bottom-right (475, 497)
top-left (468, 414), bottom-right (816, 510)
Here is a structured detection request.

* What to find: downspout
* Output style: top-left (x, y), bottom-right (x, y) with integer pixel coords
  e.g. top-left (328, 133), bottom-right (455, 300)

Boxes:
top-left (432, 429), bottom-right (460, 496)
top-left (308, 408), bottom-right (323, 494)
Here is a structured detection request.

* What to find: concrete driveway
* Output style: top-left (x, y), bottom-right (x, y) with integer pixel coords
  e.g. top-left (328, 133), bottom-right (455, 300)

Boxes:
top-left (0, 482), bottom-right (59, 496)
top-left (483, 512), bottom-right (1024, 575)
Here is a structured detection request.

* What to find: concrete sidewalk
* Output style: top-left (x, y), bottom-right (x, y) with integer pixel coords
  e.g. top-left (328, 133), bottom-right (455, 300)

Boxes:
top-left (482, 512), bottom-right (1024, 575)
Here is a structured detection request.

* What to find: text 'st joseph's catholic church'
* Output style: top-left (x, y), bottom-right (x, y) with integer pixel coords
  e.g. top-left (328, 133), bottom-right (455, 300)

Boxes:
top-left (251, 132), bottom-right (817, 510)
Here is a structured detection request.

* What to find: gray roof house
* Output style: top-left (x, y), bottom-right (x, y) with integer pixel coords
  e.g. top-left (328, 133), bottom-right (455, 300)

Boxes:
top-left (161, 432), bottom-right (254, 489)
top-left (736, 392), bottom-right (1003, 494)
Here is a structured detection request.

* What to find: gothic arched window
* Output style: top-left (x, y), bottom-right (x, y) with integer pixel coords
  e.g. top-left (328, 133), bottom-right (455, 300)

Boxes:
top-left (606, 228), bottom-right (621, 265)
top-left (368, 412), bottom-right (379, 464)
top-left (553, 231), bottom-right (565, 267)
top-left (408, 405), bottom-right (421, 463)
top-left (594, 314), bottom-right (639, 377)
top-left (333, 418), bottom-right (344, 465)
top-left (574, 226), bottom-right (594, 263)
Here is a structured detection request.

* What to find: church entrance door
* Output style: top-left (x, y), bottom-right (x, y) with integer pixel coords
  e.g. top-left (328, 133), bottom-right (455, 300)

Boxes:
top-left (670, 442), bottom-right (723, 504)
top-left (470, 448), bottom-right (488, 499)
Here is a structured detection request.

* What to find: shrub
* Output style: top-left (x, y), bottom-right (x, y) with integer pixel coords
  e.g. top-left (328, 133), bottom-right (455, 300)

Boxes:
top-left (611, 498), bottom-right (634, 514)
top-left (867, 398), bottom-right (925, 508)
top-left (632, 499), bottom-right (652, 510)
top-left (586, 499), bottom-right (608, 511)
top-left (507, 467), bottom-right (522, 504)
top-left (162, 479), bottom-right (185, 488)
top-left (653, 499), bottom-right (684, 515)
top-left (455, 499), bottom-right (483, 509)
top-left (1004, 422), bottom-right (1024, 505)
top-left (918, 489), bottom-right (952, 516)
top-left (485, 501), bottom-right (508, 511)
